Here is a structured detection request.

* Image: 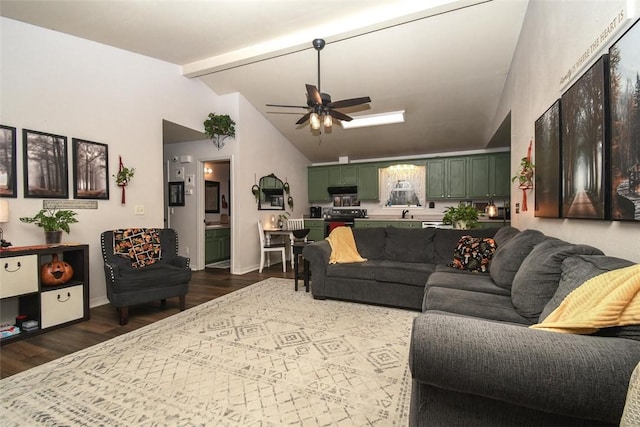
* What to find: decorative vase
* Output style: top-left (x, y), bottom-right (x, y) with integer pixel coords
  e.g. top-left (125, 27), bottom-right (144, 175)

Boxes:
top-left (45, 231), bottom-right (62, 244)
top-left (454, 220), bottom-right (468, 230)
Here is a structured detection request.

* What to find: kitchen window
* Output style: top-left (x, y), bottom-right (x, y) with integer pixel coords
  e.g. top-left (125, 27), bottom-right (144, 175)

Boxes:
top-left (380, 164), bottom-right (425, 207)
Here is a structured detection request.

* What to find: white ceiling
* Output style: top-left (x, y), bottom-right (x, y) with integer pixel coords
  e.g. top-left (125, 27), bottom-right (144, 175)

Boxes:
top-left (0, 0), bottom-right (529, 163)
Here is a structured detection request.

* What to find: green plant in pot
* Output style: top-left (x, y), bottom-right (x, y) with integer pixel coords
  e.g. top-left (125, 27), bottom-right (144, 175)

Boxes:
top-left (204, 113), bottom-right (236, 150)
top-left (442, 203), bottom-right (480, 230)
top-left (20, 208), bottom-right (78, 244)
top-left (512, 157), bottom-right (535, 188)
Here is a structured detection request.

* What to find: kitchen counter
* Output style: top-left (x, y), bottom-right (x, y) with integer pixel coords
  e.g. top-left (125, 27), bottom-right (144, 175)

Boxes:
top-left (205, 222), bottom-right (230, 230)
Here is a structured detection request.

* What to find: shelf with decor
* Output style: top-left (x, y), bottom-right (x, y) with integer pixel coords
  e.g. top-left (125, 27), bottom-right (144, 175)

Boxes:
top-left (0, 244), bottom-right (89, 345)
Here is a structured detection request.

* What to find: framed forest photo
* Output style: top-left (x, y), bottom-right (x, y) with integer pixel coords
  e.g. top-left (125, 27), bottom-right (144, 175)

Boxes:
top-left (73, 138), bottom-right (109, 200)
top-left (23, 129), bottom-right (69, 199)
top-left (0, 125), bottom-right (17, 198)
top-left (609, 18), bottom-right (640, 221)
top-left (561, 55), bottom-right (609, 220)
top-left (534, 100), bottom-right (562, 218)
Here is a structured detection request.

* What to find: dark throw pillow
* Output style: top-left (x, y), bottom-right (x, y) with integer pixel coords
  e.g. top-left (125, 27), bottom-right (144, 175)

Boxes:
top-left (113, 228), bottom-right (162, 268)
top-left (449, 235), bottom-right (497, 273)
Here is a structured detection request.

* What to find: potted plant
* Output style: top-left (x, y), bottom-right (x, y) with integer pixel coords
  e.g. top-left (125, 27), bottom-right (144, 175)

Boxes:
top-left (277, 212), bottom-right (290, 229)
top-left (442, 203), bottom-right (480, 230)
top-left (204, 113), bottom-right (236, 150)
top-left (512, 156), bottom-right (534, 188)
top-left (114, 166), bottom-right (135, 186)
top-left (20, 208), bottom-right (79, 244)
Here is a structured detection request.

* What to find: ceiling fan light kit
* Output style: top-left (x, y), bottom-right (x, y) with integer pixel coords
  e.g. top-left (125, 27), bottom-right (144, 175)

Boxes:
top-left (266, 38), bottom-right (371, 132)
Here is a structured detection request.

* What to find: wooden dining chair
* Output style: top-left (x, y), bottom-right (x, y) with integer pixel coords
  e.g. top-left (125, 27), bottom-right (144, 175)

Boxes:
top-left (257, 220), bottom-right (286, 273)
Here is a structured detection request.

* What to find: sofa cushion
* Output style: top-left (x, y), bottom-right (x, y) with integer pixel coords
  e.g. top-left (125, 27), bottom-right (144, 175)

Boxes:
top-left (511, 239), bottom-right (604, 322)
top-left (540, 255), bottom-right (635, 321)
top-left (489, 229), bottom-right (546, 290)
top-left (377, 260), bottom-right (435, 286)
top-left (384, 227), bottom-right (436, 263)
top-left (325, 260), bottom-right (380, 280)
top-left (449, 235), bottom-right (497, 273)
top-left (426, 271), bottom-right (511, 298)
top-left (432, 228), bottom-right (497, 265)
top-left (353, 227), bottom-right (386, 260)
top-left (424, 287), bottom-right (532, 324)
top-left (492, 225), bottom-right (520, 247)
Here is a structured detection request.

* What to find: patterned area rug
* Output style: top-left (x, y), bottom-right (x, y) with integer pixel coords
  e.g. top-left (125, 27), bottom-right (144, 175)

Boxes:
top-left (0, 278), bottom-right (417, 426)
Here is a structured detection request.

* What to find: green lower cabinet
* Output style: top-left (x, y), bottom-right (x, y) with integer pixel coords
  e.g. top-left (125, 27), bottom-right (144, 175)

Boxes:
top-left (355, 220), bottom-right (421, 228)
top-left (205, 228), bottom-right (231, 264)
top-left (304, 219), bottom-right (324, 241)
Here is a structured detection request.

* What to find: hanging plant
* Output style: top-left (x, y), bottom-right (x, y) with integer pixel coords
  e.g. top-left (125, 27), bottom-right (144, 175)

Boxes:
top-left (204, 113), bottom-right (236, 150)
top-left (511, 156), bottom-right (535, 188)
top-left (113, 156), bottom-right (135, 204)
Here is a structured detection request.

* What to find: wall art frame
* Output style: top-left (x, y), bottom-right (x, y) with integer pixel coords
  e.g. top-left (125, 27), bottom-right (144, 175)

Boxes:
top-left (561, 55), bottom-right (609, 220)
top-left (0, 125), bottom-right (17, 198)
top-left (23, 129), bottom-right (69, 199)
top-left (609, 18), bottom-right (640, 221)
top-left (534, 100), bottom-right (562, 218)
top-left (72, 138), bottom-right (109, 200)
top-left (168, 181), bottom-right (185, 206)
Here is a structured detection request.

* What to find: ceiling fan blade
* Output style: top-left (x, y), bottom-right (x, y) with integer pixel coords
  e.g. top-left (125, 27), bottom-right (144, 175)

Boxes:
top-left (305, 84), bottom-right (323, 106)
top-left (328, 109), bottom-right (353, 122)
top-left (295, 112), bottom-right (312, 125)
top-left (327, 96), bottom-right (372, 109)
top-left (266, 103), bottom-right (309, 109)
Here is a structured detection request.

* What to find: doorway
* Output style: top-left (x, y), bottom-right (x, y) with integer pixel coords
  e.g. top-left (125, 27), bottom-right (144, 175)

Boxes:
top-left (202, 159), bottom-right (231, 269)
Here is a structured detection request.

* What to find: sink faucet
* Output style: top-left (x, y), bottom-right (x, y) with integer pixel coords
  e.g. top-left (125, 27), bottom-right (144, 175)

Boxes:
top-left (402, 209), bottom-right (409, 219)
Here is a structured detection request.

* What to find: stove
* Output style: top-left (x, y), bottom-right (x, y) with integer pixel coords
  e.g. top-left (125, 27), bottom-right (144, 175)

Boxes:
top-left (323, 209), bottom-right (367, 237)
top-left (324, 208), bottom-right (367, 219)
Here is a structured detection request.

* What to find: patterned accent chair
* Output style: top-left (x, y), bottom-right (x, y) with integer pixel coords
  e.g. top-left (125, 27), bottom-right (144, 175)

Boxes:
top-left (100, 228), bottom-right (191, 325)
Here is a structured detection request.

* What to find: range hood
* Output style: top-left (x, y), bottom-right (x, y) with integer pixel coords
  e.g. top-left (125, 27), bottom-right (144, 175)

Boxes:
top-left (327, 185), bottom-right (358, 195)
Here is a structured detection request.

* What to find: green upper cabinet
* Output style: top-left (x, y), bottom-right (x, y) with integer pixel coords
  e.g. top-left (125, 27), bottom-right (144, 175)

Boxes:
top-left (490, 152), bottom-right (511, 198)
top-left (467, 155), bottom-right (491, 198)
top-left (308, 167), bottom-right (330, 202)
top-left (426, 159), bottom-right (446, 199)
top-left (447, 157), bottom-right (467, 198)
top-left (357, 164), bottom-right (379, 200)
top-left (327, 165), bottom-right (358, 186)
top-left (427, 157), bottom-right (466, 199)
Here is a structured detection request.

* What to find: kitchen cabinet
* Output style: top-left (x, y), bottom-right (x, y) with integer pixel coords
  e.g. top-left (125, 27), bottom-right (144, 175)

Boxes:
top-left (327, 165), bottom-right (357, 186)
top-left (308, 167), bottom-right (330, 202)
top-left (205, 228), bottom-right (230, 264)
top-left (0, 244), bottom-right (89, 345)
top-left (357, 164), bottom-right (379, 200)
top-left (426, 157), bottom-right (467, 199)
top-left (304, 219), bottom-right (324, 242)
top-left (467, 153), bottom-right (511, 198)
top-left (467, 155), bottom-right (491, 198)
top-left (490, 152), bottom-right (511, 198)
top-left (355, 220), bottom-right (422, 228)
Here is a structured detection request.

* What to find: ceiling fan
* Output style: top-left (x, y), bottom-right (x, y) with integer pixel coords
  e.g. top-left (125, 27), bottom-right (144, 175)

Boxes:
top-left (266, 38), bottom-right (371, 130)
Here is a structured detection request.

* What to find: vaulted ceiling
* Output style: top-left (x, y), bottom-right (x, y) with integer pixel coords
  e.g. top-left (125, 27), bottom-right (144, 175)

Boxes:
top-left (1, 0), bottom-right (528, 163)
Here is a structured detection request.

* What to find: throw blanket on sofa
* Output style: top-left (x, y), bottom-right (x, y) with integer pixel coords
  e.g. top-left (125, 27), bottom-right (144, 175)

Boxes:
top-left (326, 226), bottom-right (367, 264)
top-left (531, 264), bottom-right (640, 334)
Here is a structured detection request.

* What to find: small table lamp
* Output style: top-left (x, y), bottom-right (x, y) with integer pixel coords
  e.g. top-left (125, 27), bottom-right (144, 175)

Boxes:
top-left (0, 199), bottom-right (12, 248)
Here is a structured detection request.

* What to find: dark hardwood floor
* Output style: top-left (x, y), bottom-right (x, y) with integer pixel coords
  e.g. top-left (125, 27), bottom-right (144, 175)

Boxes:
top-left (0, 264), bottom-right (294, 379)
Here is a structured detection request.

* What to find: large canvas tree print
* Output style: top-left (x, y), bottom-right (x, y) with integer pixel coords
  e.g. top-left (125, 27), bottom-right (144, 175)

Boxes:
top-left (609, 19), bottom-right (640, 221)
top-left (0, 125), bottom-right (17, 197)
top-left (535, 100), bottom-right (561, 218)
top-left (23, 129), bottom-right (69, 198)
top-left (561, 55), bottom-right (608, 219)
top-left (73, 139), bottom-right (109, 199)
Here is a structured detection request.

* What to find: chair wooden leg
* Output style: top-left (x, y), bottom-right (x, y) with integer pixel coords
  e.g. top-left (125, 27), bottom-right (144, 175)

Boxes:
top-left (179, 295), bottom-right (186, 311)
top-left (118, 306), bottom-right (129, 325)
top-left (160, 298), bottom-right (167, 308)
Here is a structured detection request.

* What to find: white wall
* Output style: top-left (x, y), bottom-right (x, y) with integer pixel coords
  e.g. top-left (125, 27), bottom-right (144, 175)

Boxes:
top-left (0, 17), bottom-right (220, 307)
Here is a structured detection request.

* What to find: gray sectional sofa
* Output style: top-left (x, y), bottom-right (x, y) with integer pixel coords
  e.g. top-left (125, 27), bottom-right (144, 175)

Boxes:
top-left (302, 226), bottom-right (640, 426)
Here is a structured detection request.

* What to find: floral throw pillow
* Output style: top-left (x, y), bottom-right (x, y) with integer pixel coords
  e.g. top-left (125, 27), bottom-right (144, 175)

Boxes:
top-left (449, 235), bottom-right (497, 273)
top-left (113, 228), bottom-right (162, 268)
